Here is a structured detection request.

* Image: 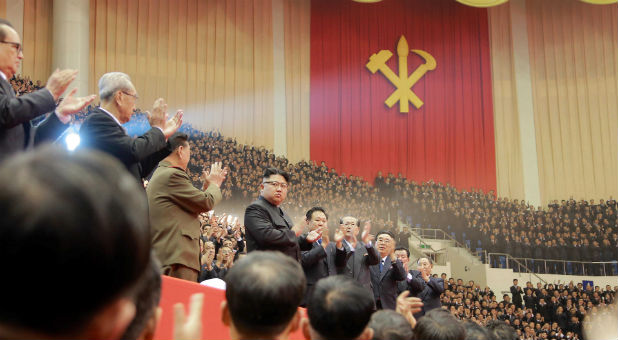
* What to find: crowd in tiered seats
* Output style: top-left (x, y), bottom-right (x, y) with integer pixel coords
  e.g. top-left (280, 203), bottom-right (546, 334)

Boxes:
top-left (440, 277), bottom-right (616, 340)
top-left (10, 76), bottom-right (617, 277)
top-left (9, 74), bottom-right (43, 96)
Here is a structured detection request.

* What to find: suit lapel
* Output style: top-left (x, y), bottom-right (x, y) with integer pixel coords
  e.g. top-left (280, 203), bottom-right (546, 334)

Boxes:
top-left (353, 242), bottom-right (364, 278)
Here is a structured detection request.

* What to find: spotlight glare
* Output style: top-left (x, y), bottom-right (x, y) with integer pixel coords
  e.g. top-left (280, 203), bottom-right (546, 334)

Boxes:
top-left (65, 133), bottom-right (81, 151)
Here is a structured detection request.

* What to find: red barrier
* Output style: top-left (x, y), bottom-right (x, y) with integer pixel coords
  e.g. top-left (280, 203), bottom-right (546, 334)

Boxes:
top-left (154, 276), bottom-right (306, 340)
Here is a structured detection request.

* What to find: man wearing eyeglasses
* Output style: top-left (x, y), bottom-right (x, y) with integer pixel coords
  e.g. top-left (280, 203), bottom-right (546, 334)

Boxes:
top-left (79, 72), bottom-right (183, 183)
top-left (0, 19), bottom-right (95, 161)
top-left (244, 167), bottom-right (319, 262)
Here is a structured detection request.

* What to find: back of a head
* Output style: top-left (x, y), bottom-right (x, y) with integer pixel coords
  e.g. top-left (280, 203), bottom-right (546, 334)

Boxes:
top-left (485, 320), bottom-right (517, 340)
top-left (461, 321), bottom-right (492, 340)
top-left (413, 309), bottom-right (465, 340)
top-left (224, 251), bottom-right (305, 339)
top-left (121, 254), bottom-right (163, 340)
top-left (369, 310), bottom-right (413, 340)
top-left (0, 146), bottom-right (151, 337)
top-left (308, 275), bottom-right (375, 340)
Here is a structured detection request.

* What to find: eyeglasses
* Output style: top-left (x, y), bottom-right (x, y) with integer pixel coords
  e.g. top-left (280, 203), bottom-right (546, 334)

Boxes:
top-left (121, 91), bottom-right (139, 100)
top-left (1, 41), bottom-right (22, 54)
top-left (263, 181), bottom-right (289, 189)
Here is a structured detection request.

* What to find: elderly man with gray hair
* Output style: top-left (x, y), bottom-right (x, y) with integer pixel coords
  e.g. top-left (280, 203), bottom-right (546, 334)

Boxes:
top-left (80, 72), bottom-right (183, 183)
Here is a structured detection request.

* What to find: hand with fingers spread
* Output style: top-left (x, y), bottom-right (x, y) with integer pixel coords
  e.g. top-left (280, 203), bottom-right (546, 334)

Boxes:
top-left (56, 88), bottom-right (96, 118)
top-left (173, 293), bottom-right (204, 340)
top-left (203, 162), bottom-right (227, 189)
top-left (306, 228), bottom-right (323, 243)
top-left (146, 98), bottom-right (167, 129)
top-left (321, 228), bottom-right (330, 249)
top-left (162, 110), bottom-right (183, 139)
top-left (45, 69), bottom-right (78, 101)
top-left (333, 229), bottom-right (344, 249)
top-left (396, 291), bottom-right (423, 329)
top-left (361, 220), bottom-right (374, 245)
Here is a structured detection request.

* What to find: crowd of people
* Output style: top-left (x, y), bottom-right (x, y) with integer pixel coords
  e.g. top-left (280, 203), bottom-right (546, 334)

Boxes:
top-left (3, 11), bottom-right (616, 337)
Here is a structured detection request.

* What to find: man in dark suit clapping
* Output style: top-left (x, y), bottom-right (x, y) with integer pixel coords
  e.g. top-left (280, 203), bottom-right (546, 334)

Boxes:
top-left (406, 257), bottom-right (445, 319)
top-left (0, 19), bottom-right (95, 161)
top-left (79, 72), bottom-right (182, 184)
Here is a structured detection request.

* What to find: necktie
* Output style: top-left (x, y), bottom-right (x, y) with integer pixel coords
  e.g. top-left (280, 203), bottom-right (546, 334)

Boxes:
top-left (379, 260), bottom-right (384, 273)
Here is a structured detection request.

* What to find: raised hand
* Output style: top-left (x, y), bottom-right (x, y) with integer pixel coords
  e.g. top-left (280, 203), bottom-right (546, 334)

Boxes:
top-left (306, 228), bottom-right (323, 243)
top-left (361, 221), bottom-right (374, 245)
top-left (292, 217), bottom-right (308, 237)
top-left (147, 98), bottom-right (167, 129)
top-left (396, 291), bottom-right (423, 329)
top-left (203, 162), bottom-right (227, 188)
top-left (56, 88), bottom-right (96, 118)
top-left (321, 230), bottom-right (330, 249)
top-left (46, 69), bottom-right (78, 101)
top-left (162, 110), bottom-right (183, 139)
top-left (173, 293), bottom-right (204, 340)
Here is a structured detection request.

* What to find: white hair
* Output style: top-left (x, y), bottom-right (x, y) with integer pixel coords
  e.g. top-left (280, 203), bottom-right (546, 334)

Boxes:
top-left (98, 72), bottom-right (134, 102)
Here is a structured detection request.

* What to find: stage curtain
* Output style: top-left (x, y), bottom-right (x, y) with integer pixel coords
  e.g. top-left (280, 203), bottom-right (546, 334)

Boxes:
top-left (89, 0), bottom-right (275, 150)
top-left (283, 0), bottom-right (310, 163)
top-left (488, 2), bottom-right (525, 201)
top-left (310, 0), bottom-right (496, 192)
top-left (21, 0), bottom-right (52, 83)
top-left (526, 0), bottom-right (618, 202)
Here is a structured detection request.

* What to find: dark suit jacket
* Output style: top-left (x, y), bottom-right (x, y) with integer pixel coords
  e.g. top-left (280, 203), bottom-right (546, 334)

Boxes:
top-left (79, 107), bottom-right (170, 183)
top-left (147, 160), bottom-right (222, 272)
top-left (300, 241), bottom-right (346, 306)
top-left (339, 240), bottom-right (380, 302)
top-left (244, 196), bottom-right (311, 262)
top-left (406, 270), bottom-right (444, 318)
top-left (370, 256), bottom-right (406, 309)
top-left (0, 77), bottom-right (65, 161)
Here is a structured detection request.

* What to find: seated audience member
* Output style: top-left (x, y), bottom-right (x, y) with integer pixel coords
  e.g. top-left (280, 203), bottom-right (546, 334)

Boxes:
top-left (302, 275), bottom-right (375, 340)
top-left (122, 254), bottom-right (163, 340)
top-left (412, 309), bottom-right (465, 340)
top-left (221, 251), bottom-right (306, 340)
top-left (368, 310), bottom-right (413, 340)
top-left (0, 146), bottom-right (151, 339)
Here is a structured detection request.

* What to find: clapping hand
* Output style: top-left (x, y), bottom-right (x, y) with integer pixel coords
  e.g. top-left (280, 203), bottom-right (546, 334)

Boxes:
top-left (56, 88), bottom-right (96, 118)
top-left (306, 228), bottom-right (323, 243)
top-left (396, 291), bottom-right (423, 329)
top-left (361, 221), bottom-right (374, 245)
top-left (202, 162), bottom-right (227, 188)
top-left (173, 293), bottom-right (204, 340)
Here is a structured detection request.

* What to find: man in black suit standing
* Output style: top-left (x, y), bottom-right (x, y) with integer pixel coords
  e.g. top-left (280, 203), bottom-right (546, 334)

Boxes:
top-left (406, 257), bottom-right (444, 318)
top-left (339, 215), bottom-right (379, 303)
top-left (79, 72), bottom-right (182, 183)
top-left (244, 167), bottom-right (319, 262)
top-left (510, 278), bottom-right (523, 310)
top-left (299, 206), bottom-right (346, 306)
top-left (370, 231), bottom-right (406, 310)
top-left (0, 19), bottom-right (95, 161)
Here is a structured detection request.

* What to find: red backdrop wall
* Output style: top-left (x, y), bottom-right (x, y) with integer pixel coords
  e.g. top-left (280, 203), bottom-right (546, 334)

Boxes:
top-left (310, 0), bottom-right (496, 192)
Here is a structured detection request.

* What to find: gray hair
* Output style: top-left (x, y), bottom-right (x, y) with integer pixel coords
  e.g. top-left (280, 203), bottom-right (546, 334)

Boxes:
top-left (98, 72), bottom-right (134, 102)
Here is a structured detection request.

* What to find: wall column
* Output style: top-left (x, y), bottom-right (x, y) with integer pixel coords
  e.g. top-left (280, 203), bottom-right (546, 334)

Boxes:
top-left (509, 0), bottom-right (541, 206)
top-left (52, 0), bottom-right (89, 96)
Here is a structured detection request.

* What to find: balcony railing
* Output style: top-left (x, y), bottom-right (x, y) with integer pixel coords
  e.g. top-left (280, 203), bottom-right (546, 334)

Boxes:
top-left (487, 252), bottom-right (618, 277)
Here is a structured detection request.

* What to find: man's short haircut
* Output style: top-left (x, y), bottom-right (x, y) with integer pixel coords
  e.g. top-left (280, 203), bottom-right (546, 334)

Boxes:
top-left (0, 18), bottom-right (14, 41)
top-left (485, 320), bottom-right (518, 340)
top-left (122, 254), bottom-right (163, 340)
top-left (306, 206), bottom-right (328, 221)
top-left (262, 167), bottom-right (290, 183)
top-left (462, 321), bottom-right (492, 340)
top-left (307, 275), bottom-right (374, 340)
top-left (224, 251), bottom-right (305, 338)
top-left (98, 72), bottom-right (134, 102)
top-left (395, 247), bottom-right (410, 258)
top-left (417, 256), bottom-right (434, 265)
top-left (0, 146), bottom-right (151, 336)
top-left (339, 215), bottom-right (359, 225)
top-left (412, 309), bottom-right (465, 340)
top-left (169, 132), bottom-right (189, 152)
top-left (369, 310), bottom-right (413, 340)
top-left (376, 230), bottom-right (396, 242)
